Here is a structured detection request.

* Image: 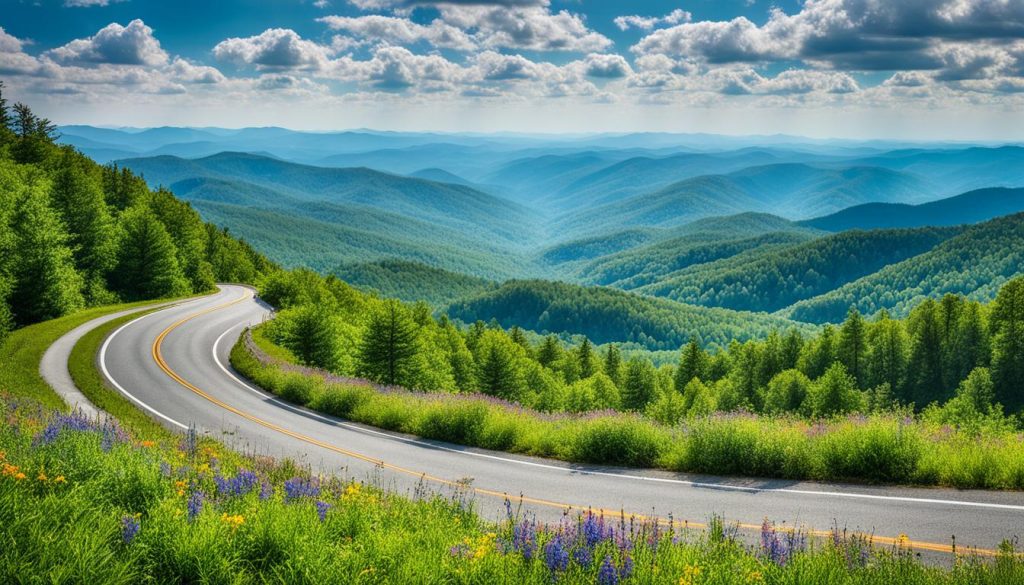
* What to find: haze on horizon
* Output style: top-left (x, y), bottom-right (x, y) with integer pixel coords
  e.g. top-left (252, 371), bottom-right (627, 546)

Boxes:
top-left (2, 0), bottom-right (1023, 141)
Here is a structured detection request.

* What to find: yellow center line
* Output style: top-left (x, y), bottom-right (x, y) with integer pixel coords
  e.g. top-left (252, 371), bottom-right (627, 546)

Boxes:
top-left (151, 291), bottom-right (1000, 558)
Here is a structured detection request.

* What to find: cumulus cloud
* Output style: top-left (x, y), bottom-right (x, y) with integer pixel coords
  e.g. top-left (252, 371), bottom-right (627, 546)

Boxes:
top-left (614, 9), bottom-right (691, 31)
top-left (46, 19), bottom-right (168, 66)
top-left (0, 27), bottom-right (41, 75)
top-left (317, 15), bottom-right (475, 50)
top-left (214, 29), bottom-right (333, 70)
top-left (169, 58), bottom-right (226, 84)
top-left (632, 0), bottom-right (1024, 82)
top-left (438, 5), bottom-right (611, 52)
top-left (579, 53), bottom-right (632, 78)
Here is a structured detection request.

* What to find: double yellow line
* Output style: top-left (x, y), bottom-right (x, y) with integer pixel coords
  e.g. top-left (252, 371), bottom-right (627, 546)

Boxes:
top-left (150, 292), bottom-right (999, 558)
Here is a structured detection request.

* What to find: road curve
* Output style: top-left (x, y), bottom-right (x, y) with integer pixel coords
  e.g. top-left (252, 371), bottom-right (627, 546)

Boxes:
top-left (98, 285), bottom-right (1023, 556)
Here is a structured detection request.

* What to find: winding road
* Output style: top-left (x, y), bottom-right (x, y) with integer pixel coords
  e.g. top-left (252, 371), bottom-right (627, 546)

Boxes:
top-left (85, 285), bottom-right (1023, 556)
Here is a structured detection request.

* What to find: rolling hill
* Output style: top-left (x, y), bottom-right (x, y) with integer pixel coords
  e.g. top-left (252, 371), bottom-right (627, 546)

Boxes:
top-left (445, 279), bottom-right (816, 351)
top-left (800, 187), bottom-right (1024, 232)
top-left (634, 226), bottom-right (963, 313)
top-left (786, 213), bottom-right (1024, 323)
top-left (333, 259), bottom-right (495, 306)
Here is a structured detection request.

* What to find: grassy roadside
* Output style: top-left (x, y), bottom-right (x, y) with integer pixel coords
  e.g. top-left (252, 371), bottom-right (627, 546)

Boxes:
top-left (237, 325), bottom-right (1024, 490)
top-left (0, 300), bottom-right (178, 411)
top-left (67, 308), bottom-right (177, 441)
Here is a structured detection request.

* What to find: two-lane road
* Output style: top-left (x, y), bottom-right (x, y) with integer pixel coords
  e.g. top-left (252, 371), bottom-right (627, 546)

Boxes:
top-left (99, 285), bottom-right (1024, 555)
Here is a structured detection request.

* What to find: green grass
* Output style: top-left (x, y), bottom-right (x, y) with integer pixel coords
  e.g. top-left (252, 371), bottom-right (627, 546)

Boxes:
top-left (236, 329), bottom-right (1024, 490)
top-left (0, 300), bottom-right (175, 410)
top-left (2, 394), bottom-right (1022, 583)
top-left (68, 308), bottom-right (177, 441)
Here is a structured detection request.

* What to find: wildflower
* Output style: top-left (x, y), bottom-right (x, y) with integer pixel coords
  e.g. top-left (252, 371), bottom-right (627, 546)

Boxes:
top-left (597, 556), bottom-right (619, 585)
top-left (37, 472), bottom-right (47, 482)
top-left (214, 469), bottom-right (259, 497)
top-left (53, 475), bottom-right (66, 484)
top-left (139, 440), bottom-right (156, 448)
top-left (747, 569), bottom-right (764, 583)
top-left (220, 513), bottom-right (245, 530)
top-left (159, 462), bottom-right (172, 477)
top-left (896, 533), bottom-right (910, 548)
top-left (543, 533), bottom-right (569, 573)
top-left (284, 477), bottom-right (321, 501)
top-left (121, 514), bottom-right (140, 544)
top-left (679, 564), bottom-right (701, 585)
top-left (14, 471), bottom-right (26, 481)
top-left (316, 500), bottom-right (332, 522)
top-left (572, 546), bottom-right (593, 568)
top-left (259, 480), bottom-right (273, 501)
top-left (511, 518), bottom-right (537, 560)
top-left (187, 491), bottom-right (204, 521)
top-left (619, 553), bottom-right (634, 580)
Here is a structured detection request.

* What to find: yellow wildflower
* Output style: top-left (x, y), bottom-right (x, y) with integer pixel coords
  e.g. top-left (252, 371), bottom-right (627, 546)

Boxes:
top-left (344, 483), bottom-right (362, 498)
top-left (53, 475), bottom-right (66, 484)
top-left (14, 472), bottom-right (26, 481)
top-left (747, 570), bottom-right (764, 583)
top-left (37, 472), bottom-right (48, 482)
top-left (896, 533), bottom-right (910, 548)
top-left (221, 513), bottom-right (245, 529)
top-left (139, 440), bottom-right (156, 448)
top-left (679, 563), bottom-right (702, 585)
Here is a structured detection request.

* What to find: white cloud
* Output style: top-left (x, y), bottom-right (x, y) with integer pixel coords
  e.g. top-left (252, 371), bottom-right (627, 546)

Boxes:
top-left (0, 27), bottom-right (41, 75)
top-left (169, 58), bottom-right (226, 84)
top-left (614, 9), bottom-right (691, 31)
top-left (437, 5), bottom-right (611, 52)
top-left (64, 0), bottom-right (128, 6)
top-left (317, 15), bottom-right (475, 50)
top-left (578, 53), bottom-right (632, 78)
top-left (214, 28), bottom-right (333, 70)
top-left (46, 19), bottom-right (168, 67)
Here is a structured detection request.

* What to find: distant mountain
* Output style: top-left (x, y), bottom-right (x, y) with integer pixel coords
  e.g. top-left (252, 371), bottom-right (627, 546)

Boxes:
top-left (555, 163), bottom-right (935, 237)
top-left (334, 259), bottom-right (495, 306)
top-left (480, 152), bottom-right (623, 205)
top-left (635, 226), bottom-right (962, 313)
top-left (786, 213), bottom-right (1024, 323)
top-left (841, 146), bottom-right (1024, 196)
top-left (119, 152), bottom-right (541, 247)
top-left (445, 280), bottom-right (815, 351)
top-left (408, 168), bottom-right (476, 187)
top-left (800, 187), bottom-right (1024, 232)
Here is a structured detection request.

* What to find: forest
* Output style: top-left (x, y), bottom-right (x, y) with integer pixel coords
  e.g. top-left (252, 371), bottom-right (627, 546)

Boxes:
top-left (259, 267), bottom-right (1024, 429)
top-left (0, 83), bottom-right (273, 343)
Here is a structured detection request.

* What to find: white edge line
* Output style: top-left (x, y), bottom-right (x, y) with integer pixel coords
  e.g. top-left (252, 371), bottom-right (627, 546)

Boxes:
top-left (209, 321), bottom-right (1024, 513)
top-left (97, 290), bottom-right (238, 430)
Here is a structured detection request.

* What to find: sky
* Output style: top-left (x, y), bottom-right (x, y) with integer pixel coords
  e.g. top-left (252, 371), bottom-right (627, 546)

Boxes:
top-left (1, 0), bottom-right (1023, 140)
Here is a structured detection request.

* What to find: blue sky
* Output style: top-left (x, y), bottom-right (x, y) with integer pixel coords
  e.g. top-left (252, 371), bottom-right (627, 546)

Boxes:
top-left (1, 0), bottom-right (1022, 140)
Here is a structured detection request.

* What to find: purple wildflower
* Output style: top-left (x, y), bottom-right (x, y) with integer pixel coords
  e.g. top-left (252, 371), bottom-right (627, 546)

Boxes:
top-left (512, 518), bottom-right (537, 560)
top-left (543, 533), bottom-right (570, 573)
top-left (159, 462), bottom-right (172, 477)
top-left (121, 515), bottom-right (140, 544)
top-left (572, 546), bottom-right (593, 568)
top-left (619, 553), bottom-right (634, 580)
top-left (214, 469), bottom-right (260, 497)
top-left (582, 513), bottom-right (610, 547)
top-left (597, 556), bottom-right (619, 585)
top-left (34, 410), bottom-right (96, 446)
top-left (259, 480), bottom-right (274, 501)
top-left (187, 491), bottom-right (204, 521)
top-left (283, 477), bottom-right (321, 501)
top-left (316, 500), bottom-right (332, 522)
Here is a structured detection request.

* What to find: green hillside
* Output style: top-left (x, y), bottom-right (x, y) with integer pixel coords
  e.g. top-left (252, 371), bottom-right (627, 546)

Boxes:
top-left (636, 226), bottom-right (962, 313)
top-left (445, 279), bottom-right (815, 351)
top-left (334, 259), bottom-right (494, 306)
top-left (787, 213), bottom-right (1024, 323)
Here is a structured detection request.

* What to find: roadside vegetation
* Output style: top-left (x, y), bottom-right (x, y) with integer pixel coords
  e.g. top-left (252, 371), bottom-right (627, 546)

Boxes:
top-left (3, 393), bottom-right (1024, 583)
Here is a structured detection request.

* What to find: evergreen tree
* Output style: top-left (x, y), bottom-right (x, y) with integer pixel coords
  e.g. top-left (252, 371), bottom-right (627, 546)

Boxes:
top-left (9, 186), bottom-right (84, 324)
top-left (590, 372), bottom-right (621, 410)
top-left (603, 343), bottom-right (623, 387)
top-left (838, 307), bottom-right (868, 388)
top-left (11, 102), bottom-right (56, 164)
top-left (50, 150), bottom-right (117, 301)
top-left (674, 339), bottom-right (708, 392)
top-left (756, 330), bottom-right (785, 389)
top-left (905, 299), bottom-right (946, 406)
top-left (0, 81), bottom-right (13, 146)
top-left (149, 189), bottom-right (216, 293)
top-left (536, 334), bottom-right (562, 369)
top-left (646, 389), bottom-right (687, 426)
top-left (991, 277), bottom-right (1024, 412)
top-left (358, 300), bottom-right (421, 387)
top-left (282, 304), bottom-right (342, 371)
top-left (798, 325), bottom-right (837, 379)
top-left (780, 329), bottom-right (804, 370)
top-left (621, 357), bottom-right (657, 411)
top-left (763, 369), bottom-right (812, 414)
top-left (111, 204), bottom-right (190, 301)
top-left (475, 330), bottom-right (525, 401)
top-left (680, 377), bottom-right (715, 415)
top-left (576, 337), bottom-right (596, 379)
top-left (951, 302), bottom-right (991, 387)
top-left (866, 312), bottom-right (909, 397)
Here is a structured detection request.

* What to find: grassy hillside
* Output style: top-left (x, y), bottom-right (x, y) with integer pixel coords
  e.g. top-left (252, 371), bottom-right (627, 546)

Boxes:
top-left (333, 259), bottom-right (495, 305)
top-left (801, 187), bottom-right (1024, 232)
top-left (635, 226), bottom-right (962, 313)
top-left (445, 279), bottom-right (815, 351)
top-left (787, 213), bottom-right (1024, 323)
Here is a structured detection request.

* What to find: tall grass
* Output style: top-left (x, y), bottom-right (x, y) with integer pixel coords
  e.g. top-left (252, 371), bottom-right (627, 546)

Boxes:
top-left (2, 394), bottom-right (1021, 583)
top-left (234, 331), bottom-right (1024, 489)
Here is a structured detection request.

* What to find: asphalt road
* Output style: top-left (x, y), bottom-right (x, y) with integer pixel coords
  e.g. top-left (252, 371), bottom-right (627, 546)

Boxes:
top-left (95, 285), bottom-right (1023, 556)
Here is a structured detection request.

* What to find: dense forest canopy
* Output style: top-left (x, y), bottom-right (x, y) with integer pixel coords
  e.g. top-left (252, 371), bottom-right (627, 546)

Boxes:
top-left (0, 83), bottom-right (273, 342)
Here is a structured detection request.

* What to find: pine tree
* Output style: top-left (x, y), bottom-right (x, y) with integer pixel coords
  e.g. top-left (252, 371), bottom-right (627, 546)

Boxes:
top-left (680, 377), bottom-right (715, 415)
top-left (866, 311), bottom-right (909, 395)
top-left (576, 337), bottom-right (596, 379)
top-left (283, 304), bottom-right (342, 371)
top-left (781, 329), bottom-right (804, 370)
top-left (799, 325), bottom-right (837, 379)
top-left (603, 343), bottom-right (623, 387)
top-left (358, 300), bottom-right (421, 387)
top-left (8, 187), bottom-right (84, 324)
top-left (808, 363), bottom-right (864, 417)
top-left (763, 369), bottom-right (811, 414)
top-left (475, 330), bottom-right (525, 401)
top-left (674, 339), bottom-right (708, 392)
top-left (509, 326), bottom-right (531, 353)
top-left (991, 276), bottom-right (1024, 412)
top-left (111, 204), bottom-right (190, 301)
top-left (50, 151), bottom-right (117, 300)
top-left (838, 307), bottom-right (867, 388)
top-left (905, 299), bottom-right (946, 406)
top-left (11, 102), bottom-right (56, 164)
top-left (622, 357), bottom-right (657, 411)
top-left (0, 81), bottom-right (14, 146)
top-left (536, 334), bottom-right (562, 369)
